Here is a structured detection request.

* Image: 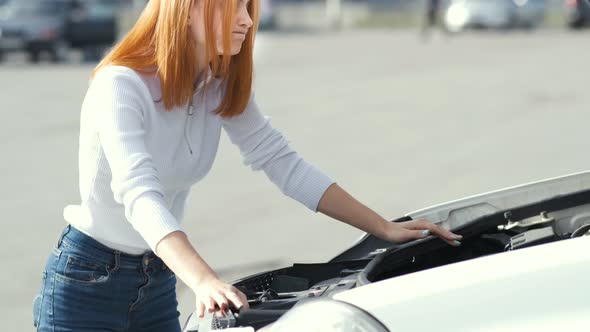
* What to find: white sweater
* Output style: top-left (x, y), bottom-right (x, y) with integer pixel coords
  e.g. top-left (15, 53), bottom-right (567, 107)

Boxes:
top-left (63, 66), bottom-right (334, 255)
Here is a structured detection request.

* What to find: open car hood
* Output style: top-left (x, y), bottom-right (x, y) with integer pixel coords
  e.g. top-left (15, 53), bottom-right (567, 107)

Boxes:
top-left (184, 170), bottom-right (590, 331)
top-left (331, 170), bottom-right (590, 262)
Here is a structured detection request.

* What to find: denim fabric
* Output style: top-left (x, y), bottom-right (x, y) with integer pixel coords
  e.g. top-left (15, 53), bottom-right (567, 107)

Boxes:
top-left (32, 225), bottom-right (181, 332)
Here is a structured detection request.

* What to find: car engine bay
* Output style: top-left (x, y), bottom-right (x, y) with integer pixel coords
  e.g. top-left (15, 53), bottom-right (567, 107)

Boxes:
top-left (187, 189), bottom-right (590, 331)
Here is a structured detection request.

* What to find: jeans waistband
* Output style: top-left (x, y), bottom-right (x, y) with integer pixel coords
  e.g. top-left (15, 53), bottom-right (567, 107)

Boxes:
top-left (57, 224), bottom-right (165, 270)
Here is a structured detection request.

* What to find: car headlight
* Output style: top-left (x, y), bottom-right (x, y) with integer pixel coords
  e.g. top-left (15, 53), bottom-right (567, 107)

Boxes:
top-left (259, 299), bottom-right (388, 332)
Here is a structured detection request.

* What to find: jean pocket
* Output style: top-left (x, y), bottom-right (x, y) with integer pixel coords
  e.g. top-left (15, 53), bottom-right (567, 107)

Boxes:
top-left (56, 255), bottom-right (110, 285)
top-left (32, 271), bottom-right (47, 328)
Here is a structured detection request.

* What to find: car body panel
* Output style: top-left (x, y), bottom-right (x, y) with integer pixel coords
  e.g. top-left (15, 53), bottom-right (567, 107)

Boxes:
top-left (334, 236), bottom-right (590, 331)
top-left (513, 0), bottom-right (546, 27)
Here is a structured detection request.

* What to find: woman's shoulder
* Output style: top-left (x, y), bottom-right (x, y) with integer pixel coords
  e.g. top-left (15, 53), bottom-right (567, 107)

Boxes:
top-left (93, 65), bottom-right (149, 87)
top-left (91, 65), bottom-right (159, 102)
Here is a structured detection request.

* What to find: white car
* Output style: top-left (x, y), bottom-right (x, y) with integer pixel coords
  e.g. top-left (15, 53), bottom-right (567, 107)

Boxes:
top-left (444, 0), bottom-right (547, 32)
top-left (183, 170), bottom-right (590, 331)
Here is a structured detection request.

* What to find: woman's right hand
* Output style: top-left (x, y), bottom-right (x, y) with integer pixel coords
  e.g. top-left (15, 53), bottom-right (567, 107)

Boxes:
top-left (192, 275), bottom-right (250, 318)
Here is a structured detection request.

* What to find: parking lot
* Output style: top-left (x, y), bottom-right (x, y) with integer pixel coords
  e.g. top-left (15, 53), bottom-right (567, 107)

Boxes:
top-left (1, 28), bottom-right (589, 329)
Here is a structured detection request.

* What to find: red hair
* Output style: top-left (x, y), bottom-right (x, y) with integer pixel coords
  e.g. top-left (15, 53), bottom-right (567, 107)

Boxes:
top-left (93, 0), bottom-right (259, 118)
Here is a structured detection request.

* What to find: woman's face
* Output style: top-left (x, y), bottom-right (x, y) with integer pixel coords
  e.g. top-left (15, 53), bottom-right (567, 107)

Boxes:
top-left (189, 0), bottom-right (253, 58)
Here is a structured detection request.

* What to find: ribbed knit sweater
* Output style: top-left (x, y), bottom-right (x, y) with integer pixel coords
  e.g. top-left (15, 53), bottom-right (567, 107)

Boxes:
top-left (63, 65), bottom-right (334, 254)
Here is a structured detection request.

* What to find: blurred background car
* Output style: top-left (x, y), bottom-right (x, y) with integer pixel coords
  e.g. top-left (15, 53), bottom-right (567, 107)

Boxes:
top-left (444, 0), bottom-right (515, 32)
top-left (0, 0), bottom-right (128, 63)
top-left (512, 0), bottom-right (547, 28)
top-left (444, 0), bottom-right (547, 32)
top-left (259, 0), bottom-right (277, 30)
top-left (565, 0), bottom-right (590, 28)
top-left (66, 0), bottom-right (123, 61)
top-left (67, 0), bottom-right (119, 49)
top-left (0, 0), bottom-right (71, 62)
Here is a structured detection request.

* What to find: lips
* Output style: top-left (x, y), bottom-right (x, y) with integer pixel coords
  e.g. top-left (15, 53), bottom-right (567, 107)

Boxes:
top-left (232, 31), bottom-right (247, 40)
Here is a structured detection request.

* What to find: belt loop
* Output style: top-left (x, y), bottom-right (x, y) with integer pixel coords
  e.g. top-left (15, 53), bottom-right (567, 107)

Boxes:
top-left (111, 251), bottom-right (121, 272)
top-left (142, 254), bottom-right (150, 267)
top-left (56, 224), bottom-right (71, 248)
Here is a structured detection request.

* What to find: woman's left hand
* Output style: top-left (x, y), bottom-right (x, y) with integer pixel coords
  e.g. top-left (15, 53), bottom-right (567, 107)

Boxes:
top-left (379, 219), bottom-right (463, 247)
top-left (315, 183), bottom-right (463, 247)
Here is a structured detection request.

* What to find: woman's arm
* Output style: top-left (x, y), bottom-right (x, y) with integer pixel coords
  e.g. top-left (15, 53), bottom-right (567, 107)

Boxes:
top-left (221, 94), bottom-right (458, 244)
top-left (221, 94), bottom-right (334, 212)
top-left (316, 183), bottom-right (462, 245)
top-left (156, 232), bottom-right (249, 317)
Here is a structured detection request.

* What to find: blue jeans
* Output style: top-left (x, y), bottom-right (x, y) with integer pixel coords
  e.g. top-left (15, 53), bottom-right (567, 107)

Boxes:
top-left (32, 225), bottom-right (182, 332)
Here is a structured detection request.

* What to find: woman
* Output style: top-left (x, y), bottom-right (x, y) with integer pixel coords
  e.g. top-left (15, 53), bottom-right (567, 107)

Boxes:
top-left (32, 0), bottom-right (463, 331)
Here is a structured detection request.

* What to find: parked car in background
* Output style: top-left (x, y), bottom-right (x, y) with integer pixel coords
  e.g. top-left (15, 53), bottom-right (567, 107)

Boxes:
top-left (67, 0), bottom-right (119, 49)
top-left (66, 0), bottom-right (123, 61)
top-left (0, 0), bottom-right (71, 62)
top-left (444, 0), bottom-right (546, 32)
top-left (512, 0), bottom-right (546, 28)
top-left (445, 0), bottom-right (514, 32)
top-left (259, 0), bottom-right (276, 30)
top-left (565, 0), bottom-right (590, 28)
top-left (0, 0), bottom-right (128, 63)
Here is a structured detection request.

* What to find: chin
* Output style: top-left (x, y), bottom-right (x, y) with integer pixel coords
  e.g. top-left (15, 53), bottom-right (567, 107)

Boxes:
top-left (217, 46), bottom-right (243, 56)
top-left (232, 42), bottom-right (243, 53)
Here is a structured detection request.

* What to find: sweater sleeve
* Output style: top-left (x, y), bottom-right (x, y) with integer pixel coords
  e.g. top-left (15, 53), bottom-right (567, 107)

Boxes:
top-left (221, 92), bottom-right (335, 211)
top-left (90, 67), bottom-right (183, 252)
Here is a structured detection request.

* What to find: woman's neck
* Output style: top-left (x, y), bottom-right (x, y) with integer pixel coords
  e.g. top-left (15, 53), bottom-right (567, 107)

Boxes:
top-left (194, 50), bottom-right (210, 83)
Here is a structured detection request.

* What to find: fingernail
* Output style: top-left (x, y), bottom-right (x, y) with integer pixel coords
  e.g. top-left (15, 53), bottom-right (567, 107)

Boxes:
top-left (454, 234), bottom-right (463, 239)
top-left (453, 240), bottom-right (462, 246)
top-left (422, 230), bottom-right (430, 236)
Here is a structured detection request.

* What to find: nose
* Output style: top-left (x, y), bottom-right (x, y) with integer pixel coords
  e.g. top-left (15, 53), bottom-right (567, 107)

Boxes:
top-left (237, 5), bottom-right (253, 29)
